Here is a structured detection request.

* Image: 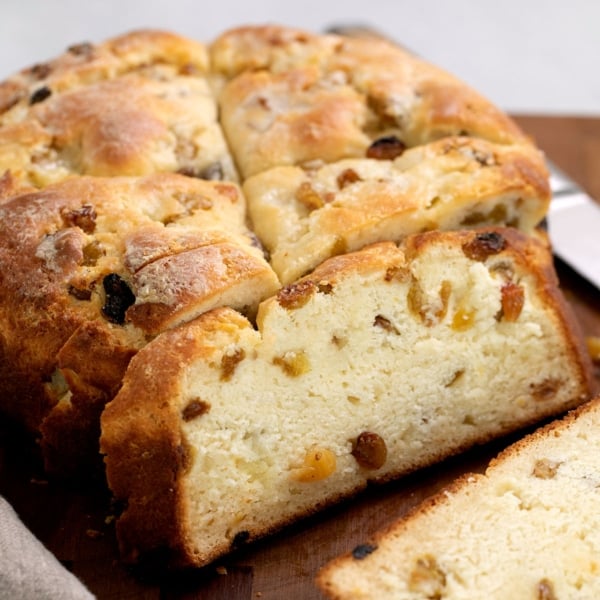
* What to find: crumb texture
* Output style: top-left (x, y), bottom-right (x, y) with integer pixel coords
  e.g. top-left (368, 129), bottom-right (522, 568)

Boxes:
top-left (318, 396), bottom-right (600, 599)
top-left (101, 229), bottom-right (593, 567)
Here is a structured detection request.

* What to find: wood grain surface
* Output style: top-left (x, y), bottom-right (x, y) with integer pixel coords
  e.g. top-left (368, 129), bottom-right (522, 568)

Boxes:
top-left (1, 115), bottom-right (599, 600)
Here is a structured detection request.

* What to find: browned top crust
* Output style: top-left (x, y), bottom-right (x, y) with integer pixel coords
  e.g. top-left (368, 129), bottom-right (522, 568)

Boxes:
top-left (0, 30), bottom-right (237, 193)
top-left (0, 29), bottom-right (209, 117)
top-left (0, 173), bottom-right (278, 472)
top-left (213, 26), bottom-right (529, 178)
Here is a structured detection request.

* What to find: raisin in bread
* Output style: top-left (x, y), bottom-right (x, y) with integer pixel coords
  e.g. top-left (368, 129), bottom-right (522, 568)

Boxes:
top-left (318, 394), bottom-right (600, 599)
top-left (100, 228), bottom-right (594, 568)
top-left (0, 173), bottom-right (278, 474)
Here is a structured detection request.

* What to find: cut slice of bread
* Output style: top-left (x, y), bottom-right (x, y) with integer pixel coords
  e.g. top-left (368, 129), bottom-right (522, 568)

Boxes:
top-left (318, 395), bottom-right (600, 599)
top-left (100, 227), bottom-right (594, 568)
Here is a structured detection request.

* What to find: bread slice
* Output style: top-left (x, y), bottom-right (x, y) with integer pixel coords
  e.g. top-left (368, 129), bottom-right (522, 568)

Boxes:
top-left (0, 173), bottom-right (278, 474)
top-left (100, 227), bottom-right (594, 568)
top-left (0, 29), bottom-right (237, 191)
top-left (318, 394), bottom-right (600, 599)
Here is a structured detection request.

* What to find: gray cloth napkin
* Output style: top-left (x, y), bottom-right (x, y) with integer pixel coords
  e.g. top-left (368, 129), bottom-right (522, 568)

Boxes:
top-left (0, 496), bottom-right (95, 599)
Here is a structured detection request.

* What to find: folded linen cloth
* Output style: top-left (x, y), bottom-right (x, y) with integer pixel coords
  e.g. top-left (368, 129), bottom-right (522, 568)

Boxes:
top-left (0, 496), bottom-right (94, 599)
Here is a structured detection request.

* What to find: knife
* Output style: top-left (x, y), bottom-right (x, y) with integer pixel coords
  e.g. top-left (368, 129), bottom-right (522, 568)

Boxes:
top-left (326, 25), bottom-right (600, 290)
top-left (547, 161), bottom-right (600, 290)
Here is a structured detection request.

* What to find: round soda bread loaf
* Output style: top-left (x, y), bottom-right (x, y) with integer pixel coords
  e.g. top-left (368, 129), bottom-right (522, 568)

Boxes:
top-left (0, 25), bottom-right (594, 568)
top-left (318, 394), bottom-right (600, 599)
top-left (101, 227), bottom-right (594, 568)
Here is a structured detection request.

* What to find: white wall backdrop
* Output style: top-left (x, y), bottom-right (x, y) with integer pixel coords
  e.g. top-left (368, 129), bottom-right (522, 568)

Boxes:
top-left (1, 0), bottom-right (599, 115)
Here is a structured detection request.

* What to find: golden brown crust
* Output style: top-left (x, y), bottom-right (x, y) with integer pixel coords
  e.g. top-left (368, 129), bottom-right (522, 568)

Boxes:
top-left (100, 308), bottom-right (249, 565)
top-left (213, 26), bottom-right (529, 179)
top-left (0, 29), bottom-right (208, 119)
top-left (219, 66), bottom-right (371, 178)
top-left (0, 30), bottom-right (236, 190)
top-left (0, 173), bottom-right (277, 473)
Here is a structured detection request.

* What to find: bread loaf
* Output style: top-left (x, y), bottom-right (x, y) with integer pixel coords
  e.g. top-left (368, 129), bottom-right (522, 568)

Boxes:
top-left (0, 25), bottom-right (594, 569)
top-left (318, 395), bottom-right (600, 599)
top-left (100, 227), bottom-right (594, 567)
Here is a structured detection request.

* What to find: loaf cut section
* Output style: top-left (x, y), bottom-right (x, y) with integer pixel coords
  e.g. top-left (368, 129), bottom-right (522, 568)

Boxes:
top-left (100, 227), bottom-right (594, 568)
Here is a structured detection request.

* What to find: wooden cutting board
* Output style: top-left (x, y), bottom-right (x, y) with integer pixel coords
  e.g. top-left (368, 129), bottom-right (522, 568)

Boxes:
top-left (1, 115), bottom-right (599, 600)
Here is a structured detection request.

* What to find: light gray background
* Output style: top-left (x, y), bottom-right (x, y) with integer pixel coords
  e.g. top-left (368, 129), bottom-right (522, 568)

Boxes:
top-left (1, 0), bottom-right (599, 115)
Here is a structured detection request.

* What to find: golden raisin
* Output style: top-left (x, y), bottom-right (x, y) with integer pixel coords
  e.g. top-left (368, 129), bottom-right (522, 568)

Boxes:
top-left (351, 432), bottom-right (388, 470)
top-left (336, 168), bottom-right (361, 189)
top-left (291, 447), bottom-right (337, 482)
top-left (586, 336), bottom-right (600, 362)
top-left (532, 458), bottom-right (560, 479)
top-left (330, 236), bottom-right (347, 257)
top-left (277, 280), bottom-right (317, 310)
top-left (462, 231), bottom-right (507, 261)
top-left (220, 348), bottom-right (246, 381)
top-left (452, 304), bottom-right (476, 332)
top-left (500, 282), bottom-right (525, 322)
top-left (408, 279), bottom-right (451, 327)
top-left (82, 241), bottom-right (104, 266)
top-left (408, 555), bottom-right (447, 598)
top-left (296, 181), bottom-right (324, 211)
top-left (273, 350), bottom-right (310, 377)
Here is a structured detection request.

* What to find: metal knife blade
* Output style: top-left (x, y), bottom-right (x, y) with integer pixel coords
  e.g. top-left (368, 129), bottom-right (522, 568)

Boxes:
top-left (547, 161), bottom-right (600, 289)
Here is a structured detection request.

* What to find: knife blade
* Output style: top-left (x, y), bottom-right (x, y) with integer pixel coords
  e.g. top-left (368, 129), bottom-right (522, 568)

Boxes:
top-left (547, 161), bottom-right (600, 289)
